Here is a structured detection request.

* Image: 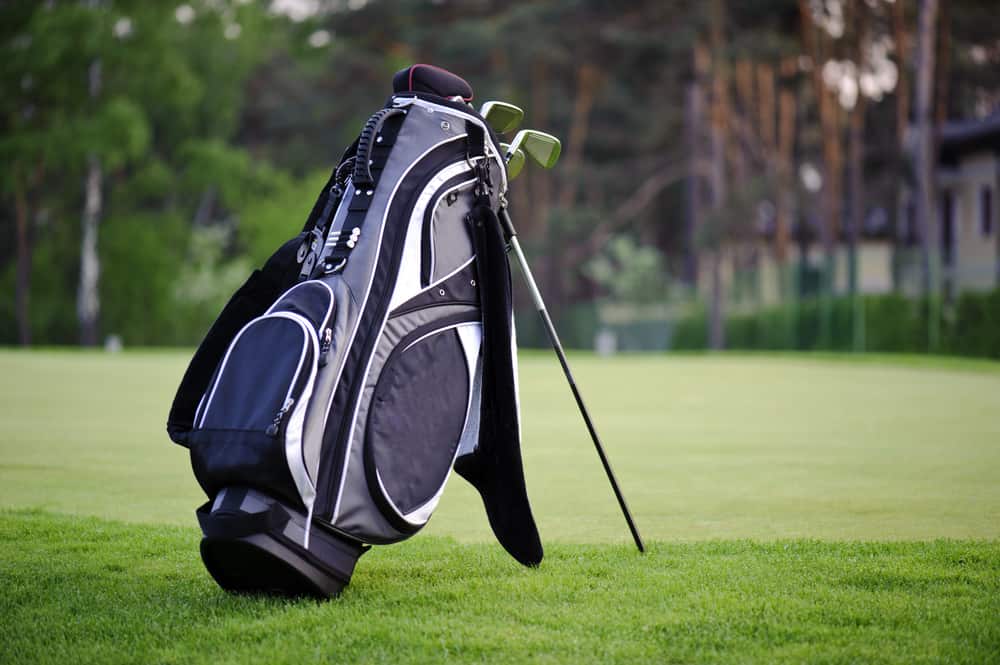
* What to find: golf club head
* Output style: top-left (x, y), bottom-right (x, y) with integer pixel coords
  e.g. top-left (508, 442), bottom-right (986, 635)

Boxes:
top-left (480, 101), bottom-right (524, 134)
top-left (500, 143), bottom-right (527, 178)
top-left (506, 130), bottom-right (562, 169)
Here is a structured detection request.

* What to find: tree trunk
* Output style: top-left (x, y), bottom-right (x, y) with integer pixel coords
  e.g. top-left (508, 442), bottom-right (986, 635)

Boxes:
top-left (13, 178), bottom-right (32, 346)
top-left (848, 0), bottom-right (869, 352)
top-left (684, 46), bottom-right (708, 288)
top-left (913, 0), bottom-right (939, 350)
top-left (848, 99), bottom-right (866, 351)
top-left (777, 57), bottom-right (799, 347)
top-left (708, 0), bottom-right (728, 350)
top-left (800, 0), bottom-right (841, 349)
top-left (891, 0), bottom-right (912, 290)
top-left (78, 153), bottom-right (102, 346)
top-left (557, 64), bottom-right (599, 211)
top-left (78, 56), bottom-right (103, 347)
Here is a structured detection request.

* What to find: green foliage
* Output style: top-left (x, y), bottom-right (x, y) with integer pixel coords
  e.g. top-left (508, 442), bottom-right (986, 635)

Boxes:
top-left (99, 212), bottom-right (189, 346)
top-left (670, 290), bottom-right (1000, 358)
top-left (3, 0), bottom-right (999, 350)
top-left (949, 289), bottom-right (1000, 359)
top-left (585, 234), bottom-right (671, 304)
top-left (237, 169), bottom-right (330, 266)
top-left (670, 303), bottom-right (709, 350)
top-left (170, 226), bottom-right (253, 343)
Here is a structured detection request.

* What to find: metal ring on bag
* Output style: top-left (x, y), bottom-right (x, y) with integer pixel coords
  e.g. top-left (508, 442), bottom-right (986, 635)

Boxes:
top-left (323, 258), bottom-right (348, 275)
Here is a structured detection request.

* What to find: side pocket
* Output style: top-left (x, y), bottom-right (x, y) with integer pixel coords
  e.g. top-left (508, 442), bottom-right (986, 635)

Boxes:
top-left (363, 320), bottom-right (478, 532)
top-left (190, 280), bottom-right (335, 510)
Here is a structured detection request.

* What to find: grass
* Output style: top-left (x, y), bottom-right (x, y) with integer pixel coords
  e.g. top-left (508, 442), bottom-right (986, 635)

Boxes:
top-left (2, 349), bottom-right (998, 540)
top-left (2, 511), bottom-right (998, 664)
top-left (1, 349), bottom-right (999, 663)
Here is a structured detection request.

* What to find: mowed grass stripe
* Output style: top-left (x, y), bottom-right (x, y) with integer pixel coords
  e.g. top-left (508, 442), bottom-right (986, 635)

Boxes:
top-left (1, 350), bottom-right (998, 541)
top-left (1, 511), bottom-right (998, 665)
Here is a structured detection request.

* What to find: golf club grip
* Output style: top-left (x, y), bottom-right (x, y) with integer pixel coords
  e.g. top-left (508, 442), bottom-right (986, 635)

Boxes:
top-left (504, 225), bottom-right (645, 553)
top-left (353, 108), bottom-right (406, 188)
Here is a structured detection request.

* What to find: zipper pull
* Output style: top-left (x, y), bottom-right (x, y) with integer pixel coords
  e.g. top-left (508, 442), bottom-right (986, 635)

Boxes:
top-left (318, 328), bottom-right (333, 367)
top-left (265, 397), bottom-right (295, 437)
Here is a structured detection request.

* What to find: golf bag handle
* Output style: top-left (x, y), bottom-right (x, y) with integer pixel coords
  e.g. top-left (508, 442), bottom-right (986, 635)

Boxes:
top-left (353, 108), bottom-right (407, 188)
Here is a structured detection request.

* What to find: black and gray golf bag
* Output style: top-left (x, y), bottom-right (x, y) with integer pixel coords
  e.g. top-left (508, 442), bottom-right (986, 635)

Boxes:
top-left (167, 65), bottom-right (542, 597)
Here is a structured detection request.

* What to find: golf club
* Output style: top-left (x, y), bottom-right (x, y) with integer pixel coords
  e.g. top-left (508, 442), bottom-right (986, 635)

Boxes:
top-left (500, 142), bottom-right (527, 179)
top-left (505, 129), bottom-right (562, 168)
top-left (480, 101), bottom-right (525, 134)
top-left (499, 133), bottom-right (645, 554)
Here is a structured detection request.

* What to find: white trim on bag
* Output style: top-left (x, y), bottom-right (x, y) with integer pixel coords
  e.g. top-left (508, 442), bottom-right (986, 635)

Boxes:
top-left (388, 164), bottom-right (478, 312)
top-left (265, 280), bottom-right (335, 328)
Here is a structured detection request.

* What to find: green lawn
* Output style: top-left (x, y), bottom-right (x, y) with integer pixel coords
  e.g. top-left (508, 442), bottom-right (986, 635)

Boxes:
top-left (2, 349), bottom-right (998, 540)
top-left (1, 350), bottom-right (999, 663)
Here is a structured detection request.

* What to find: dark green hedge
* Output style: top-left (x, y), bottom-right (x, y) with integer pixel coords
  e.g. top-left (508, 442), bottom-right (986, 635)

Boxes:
top-left (671, 289), bottom-right (1000, 359)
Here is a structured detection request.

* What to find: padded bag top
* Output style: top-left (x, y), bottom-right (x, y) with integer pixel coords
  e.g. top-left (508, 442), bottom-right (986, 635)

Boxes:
top-left (392, 64), bottom-right (474, 101)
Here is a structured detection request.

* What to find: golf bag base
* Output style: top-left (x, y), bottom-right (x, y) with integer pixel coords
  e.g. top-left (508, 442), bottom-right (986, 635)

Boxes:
top-left (197, 487), bottom-right (368, 598)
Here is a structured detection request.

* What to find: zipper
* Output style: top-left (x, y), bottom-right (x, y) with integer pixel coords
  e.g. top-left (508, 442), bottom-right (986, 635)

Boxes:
top-left (266, 397), bottom-right (295, 437)
top-left (319, 327), bottom-right (333, 367)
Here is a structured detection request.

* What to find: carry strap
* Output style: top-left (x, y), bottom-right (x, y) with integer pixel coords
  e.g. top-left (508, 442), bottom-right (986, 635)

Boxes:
top-left (320, 108), bottom-right (406, 275)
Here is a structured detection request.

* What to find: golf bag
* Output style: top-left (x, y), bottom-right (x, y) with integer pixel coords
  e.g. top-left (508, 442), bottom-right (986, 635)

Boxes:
top-left (167, 65), bottom-right (542, 597)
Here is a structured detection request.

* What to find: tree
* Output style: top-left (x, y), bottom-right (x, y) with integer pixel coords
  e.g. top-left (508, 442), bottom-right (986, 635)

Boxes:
top-left (913, 0), bottom-right (939, 350)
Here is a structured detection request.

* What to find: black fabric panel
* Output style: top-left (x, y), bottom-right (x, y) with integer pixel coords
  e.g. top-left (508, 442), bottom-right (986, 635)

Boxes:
top-left (167, 234), bottom-right (306, 446)
top-left (200, 317), bottom-right (310, 432)
top-left (189, 428), bottom-right (298, 506)
top-left (365, 328), bottom-right (468, 519)
top-left (392, 64), bottom-right (473, 101)
top-left (316, 141), bottom-right (472, 518)
top-left (270, 282), bottom-right (333, 331)
top-left (390, 260), bottom-right (479, 319)
top-left (455, 198), bottom-right (543, 567)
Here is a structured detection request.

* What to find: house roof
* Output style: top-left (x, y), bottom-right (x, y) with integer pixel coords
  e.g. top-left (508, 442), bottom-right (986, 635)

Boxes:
top-left (940, 114), bottom-right (1000, 163)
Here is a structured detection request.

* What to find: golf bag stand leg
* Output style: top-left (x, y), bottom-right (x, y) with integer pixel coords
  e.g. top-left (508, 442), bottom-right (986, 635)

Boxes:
top-left (499, 206), bottom-right (645, 553)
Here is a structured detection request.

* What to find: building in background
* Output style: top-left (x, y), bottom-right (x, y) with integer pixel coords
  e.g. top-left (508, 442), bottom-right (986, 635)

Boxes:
top-left (934, 114), bottom-right (1000, 294)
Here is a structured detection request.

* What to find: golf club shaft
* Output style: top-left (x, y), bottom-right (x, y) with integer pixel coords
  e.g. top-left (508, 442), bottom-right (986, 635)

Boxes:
top-left (500, 208), bottom-right (645, 553)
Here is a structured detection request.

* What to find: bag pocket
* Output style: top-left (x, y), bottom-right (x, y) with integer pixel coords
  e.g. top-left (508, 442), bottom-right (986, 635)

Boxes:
top-left (363, 318), bottom-right (478, 532)
top-left (190, 281), bottom-right (335, 505)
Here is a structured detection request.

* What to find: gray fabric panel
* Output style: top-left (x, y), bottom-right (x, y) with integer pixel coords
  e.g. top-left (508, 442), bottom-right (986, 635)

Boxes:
top-left (333, 303), bottom-right (479, 542)
top-left (302, 276), bottom-right (356, 483)
top-left (431, 183), bottom-right (476, 282)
